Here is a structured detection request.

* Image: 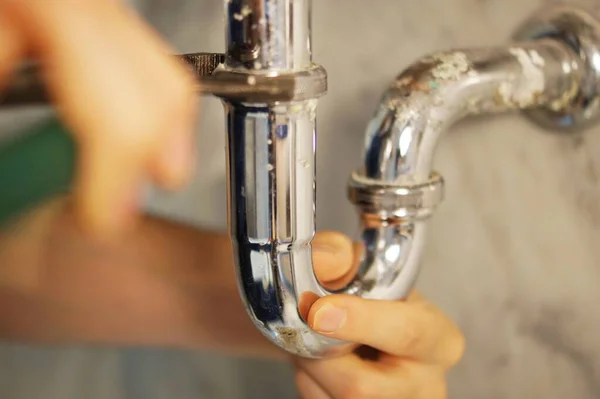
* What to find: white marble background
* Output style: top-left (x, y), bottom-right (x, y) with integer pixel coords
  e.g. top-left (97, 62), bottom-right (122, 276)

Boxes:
top-left (1, 0), bottom-right (600, 398)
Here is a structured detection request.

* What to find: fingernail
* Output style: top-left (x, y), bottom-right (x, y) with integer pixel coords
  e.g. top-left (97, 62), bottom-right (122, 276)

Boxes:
top-left (162, 132), bottom-right (194, 185)
top-left (312, 304), bottom-right (347, 333)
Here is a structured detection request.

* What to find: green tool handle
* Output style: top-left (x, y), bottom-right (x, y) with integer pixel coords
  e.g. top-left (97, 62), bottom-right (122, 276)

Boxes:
top-left (0, 117), bottom-right (75, 227)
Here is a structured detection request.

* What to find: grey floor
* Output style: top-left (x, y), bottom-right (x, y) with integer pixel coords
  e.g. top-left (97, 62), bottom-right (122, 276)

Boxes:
top-left (2, 0), bottom-right (600, 398)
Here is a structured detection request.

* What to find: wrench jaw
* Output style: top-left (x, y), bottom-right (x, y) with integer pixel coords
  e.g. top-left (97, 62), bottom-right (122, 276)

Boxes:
top-left (0, 52), bottom-right (327, 106)
top-left (180, 52), bottom-right (226, 77)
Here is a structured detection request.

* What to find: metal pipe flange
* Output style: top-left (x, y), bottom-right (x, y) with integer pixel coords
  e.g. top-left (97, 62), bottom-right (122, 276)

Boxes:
top-left (513, 4), bottom-right (600, 131)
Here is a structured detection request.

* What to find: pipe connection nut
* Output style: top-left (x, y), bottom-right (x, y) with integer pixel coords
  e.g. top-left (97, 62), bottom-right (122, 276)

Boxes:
top-left (347, 172), bottom-right (445, 220)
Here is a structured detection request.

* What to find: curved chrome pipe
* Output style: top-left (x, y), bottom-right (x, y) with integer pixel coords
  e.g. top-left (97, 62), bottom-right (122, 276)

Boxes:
top-left (223, 0), bottom-right (345, 358)
top-left (223, 2), bottom-right (600, 359)
top-left (356, 43), bottom-right (577, 184)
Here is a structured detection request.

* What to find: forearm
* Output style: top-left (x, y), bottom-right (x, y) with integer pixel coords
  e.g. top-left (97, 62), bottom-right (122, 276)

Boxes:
top-left (0, 200), bottom-right (284, 360)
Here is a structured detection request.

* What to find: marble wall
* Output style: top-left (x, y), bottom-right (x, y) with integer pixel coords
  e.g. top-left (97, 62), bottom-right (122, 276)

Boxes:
top-left (2, 0), bottom-right (600, 398)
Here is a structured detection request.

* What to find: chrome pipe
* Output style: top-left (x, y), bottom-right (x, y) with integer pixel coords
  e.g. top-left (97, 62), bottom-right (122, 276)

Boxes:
top-left (222, 0), bottom-right (344, 358)
top-left (224, 0), bottom-right (312, 71)
top-left (355, 41), bottom-right (578, 185)
top-left (223, 3), bottom-right (600, 359)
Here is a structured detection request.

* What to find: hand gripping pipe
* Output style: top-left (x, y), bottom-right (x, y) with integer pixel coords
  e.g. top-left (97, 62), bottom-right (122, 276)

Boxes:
top-left (0, 2), bottom-right (600, 359)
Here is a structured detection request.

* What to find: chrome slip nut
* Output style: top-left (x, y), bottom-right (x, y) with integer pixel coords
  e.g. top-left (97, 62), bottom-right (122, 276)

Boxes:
top-left (347, 171), bottom-right (445, 220)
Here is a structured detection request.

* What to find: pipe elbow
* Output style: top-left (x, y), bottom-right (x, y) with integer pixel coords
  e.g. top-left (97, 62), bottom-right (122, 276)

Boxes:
top-left (224, 2), bottom-right (597, 359)
top-left (225, 99), bottom-right (438, 358)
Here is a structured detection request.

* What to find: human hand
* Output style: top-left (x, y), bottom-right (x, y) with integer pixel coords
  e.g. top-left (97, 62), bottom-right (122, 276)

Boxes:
top-left (295, 234), bottom-right (465, 399)
top-left (0, 1), bottom-right (197, 238)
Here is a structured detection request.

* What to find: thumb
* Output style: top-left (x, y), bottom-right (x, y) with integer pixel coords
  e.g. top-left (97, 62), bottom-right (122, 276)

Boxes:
top-left (311, 231), bottom-right (357, 289)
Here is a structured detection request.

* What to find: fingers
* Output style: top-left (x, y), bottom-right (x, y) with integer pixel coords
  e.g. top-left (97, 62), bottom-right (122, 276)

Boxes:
top-left (309, 233), bottom-right (464, 368)
top-left (306, 294), bottom-right (465, 368)
top-left (2, 1), bottom-right (198, 238)
top-left (312, 231), bottom-right (355, 287)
